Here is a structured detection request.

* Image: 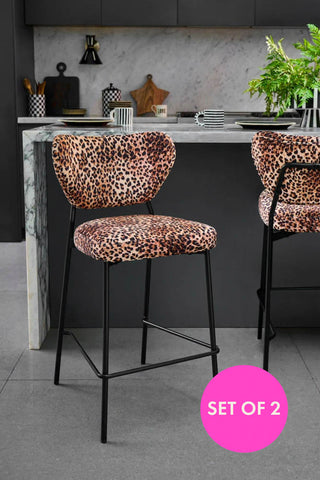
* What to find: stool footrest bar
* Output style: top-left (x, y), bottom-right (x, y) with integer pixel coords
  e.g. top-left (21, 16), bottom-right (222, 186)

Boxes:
top-left (104, 351), bottom-right (219, 379)
top-left (257, 286), bottom-right (320, 301)
top-left (272, 231), bottom-right (296, 241)
top-left (64, 330), bottom-right (219, 380)
top-left (257, 288), bottom-right (264, 306)
top-left (64, 331), bottom-right (101, 377)
top-left (269, 322), bottom-right (276, 340)
top-left (142, 320), bottom-right (212, 349)
top-left (271, 286), bottom-right (320, 291)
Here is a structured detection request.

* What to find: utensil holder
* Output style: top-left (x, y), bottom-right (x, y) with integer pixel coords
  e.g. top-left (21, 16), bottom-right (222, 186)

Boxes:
top-left (28, 94), bottom-right (46, 117)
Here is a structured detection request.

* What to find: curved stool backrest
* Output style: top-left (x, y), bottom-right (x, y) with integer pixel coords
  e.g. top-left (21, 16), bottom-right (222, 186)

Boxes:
top-left (252, 131), bottom-right (320, 204)
top-left (52, 131), bottom-right (176, 209)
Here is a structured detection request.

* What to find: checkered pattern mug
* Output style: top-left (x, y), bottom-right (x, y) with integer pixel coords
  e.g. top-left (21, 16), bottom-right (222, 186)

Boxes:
top-left (28, 94), bottom-right (46, 117)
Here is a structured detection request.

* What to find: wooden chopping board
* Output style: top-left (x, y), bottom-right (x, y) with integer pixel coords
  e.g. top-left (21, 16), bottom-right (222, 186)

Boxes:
top-left (130, 74), bottom-right (169, 116)
top-left (44, 62), bottom-right (79, 116)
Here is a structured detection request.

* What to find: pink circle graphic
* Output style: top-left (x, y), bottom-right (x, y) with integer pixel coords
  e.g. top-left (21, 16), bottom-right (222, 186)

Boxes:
top-left (200, 365), bottom-right (288, 453)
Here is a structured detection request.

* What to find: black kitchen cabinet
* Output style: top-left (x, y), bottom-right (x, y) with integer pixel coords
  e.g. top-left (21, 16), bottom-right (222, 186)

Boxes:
top-left (0, 0), bottom-right (34, 241)
top-left (101, 0), bottom-right (177, 26)
top-left (255, 0), bottom-right (320, 26)
top-left (178, 0), bottom-right (254, 26)
top-left (25, 0), bottom-right (101, 26)
top-left (24, 0), bottom-right (320, 27)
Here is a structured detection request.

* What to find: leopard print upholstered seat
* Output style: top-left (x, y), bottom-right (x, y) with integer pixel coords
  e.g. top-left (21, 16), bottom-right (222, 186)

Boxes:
top-left (252, 131), bottom-right (320, 232)
top-left (52, 132), bottom-right (217, 263)
top-left (258, 189), bottom-right (320, 232)
top-left (74, 215), bottom-right (217, 263)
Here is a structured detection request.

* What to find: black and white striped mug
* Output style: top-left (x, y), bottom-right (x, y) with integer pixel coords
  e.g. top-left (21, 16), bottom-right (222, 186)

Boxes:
top-left (195, 109), bottom-right (224, 128)
top-left (110, 107), bottom-right (133, 127)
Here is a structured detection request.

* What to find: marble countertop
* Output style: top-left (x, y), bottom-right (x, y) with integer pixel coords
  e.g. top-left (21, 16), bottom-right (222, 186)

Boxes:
top-left (17, 112), bottom-right (254, 124)
top-left (23, 123), bottom-right (320, 144)
top-left (18, 116), bottom-right (178, 124)
top-left (17, 112), bottom-right (291, 125)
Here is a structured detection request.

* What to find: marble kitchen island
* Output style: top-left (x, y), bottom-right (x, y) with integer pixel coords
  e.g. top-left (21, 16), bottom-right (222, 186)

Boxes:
top-left (24, 123), bottom-right (320, 348)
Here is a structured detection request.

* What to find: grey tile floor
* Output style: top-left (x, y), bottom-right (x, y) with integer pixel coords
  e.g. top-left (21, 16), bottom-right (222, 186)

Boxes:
top-left (1, 242), bottom-right (320, 479)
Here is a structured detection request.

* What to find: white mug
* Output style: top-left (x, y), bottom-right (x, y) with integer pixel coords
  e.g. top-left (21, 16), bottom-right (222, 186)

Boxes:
top-left (195, 109), bottom-right (224, 128)
top-left (151, 104), bottom-right (167, 117)
top-left (110, 107), bottom-right (133, 127)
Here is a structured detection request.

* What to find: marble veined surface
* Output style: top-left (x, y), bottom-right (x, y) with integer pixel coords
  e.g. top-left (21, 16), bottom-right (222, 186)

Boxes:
top-left (25, 123), bottom-right (320, 144)
top-left (23, 124), bottom-right (320, 348)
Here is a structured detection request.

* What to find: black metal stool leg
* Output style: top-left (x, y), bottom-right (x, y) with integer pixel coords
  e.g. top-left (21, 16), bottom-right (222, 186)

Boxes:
top-left (263, 226), bottom-right (274, 371)
top-left (141, 259), bottom-right (152, 365)
top-left (204, 250), bottom-right (218, 377)
top-left (54, 206), bottom-right (76, 385)
top-left (257, 224), bottom-right (268, 340)
top-left (101, 261), bottom-right (110, 443)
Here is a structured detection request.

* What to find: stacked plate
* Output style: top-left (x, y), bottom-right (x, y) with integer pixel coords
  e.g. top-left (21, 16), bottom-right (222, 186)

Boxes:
top-left (109, 101), bottom-right (132, 110)
top-left (62, 108), bottom-right (87, 117)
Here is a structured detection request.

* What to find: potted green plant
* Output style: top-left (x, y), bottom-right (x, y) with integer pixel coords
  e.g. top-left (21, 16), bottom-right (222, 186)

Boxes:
top-left (246, 24), bottom-right (320, 119)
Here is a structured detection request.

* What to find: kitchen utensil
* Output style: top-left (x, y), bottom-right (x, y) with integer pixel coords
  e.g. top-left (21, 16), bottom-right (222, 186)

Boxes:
top-left (235, 121), bottom-right (296, 130)
top-left (60, 118), bottom-right (114, 127)
top-left (151, 104), bottom-right (167, 117)
top-left (130, 74), bottom-right (169, 116)
top-left (110, 107), bottom-right (133, 127)
top-left (44, 62), bottom-right (80, 116)
top-left (28, 94), bottom-right (46, 117)
top-left (62, 108), bottom-right (87, 117)
top-left (37, 81), bottom-right (46, 95)
top-left (23, 78), bottom-right (34, 95)
top-left (195, 109), bottom-right (224, 128)
top-left (102, 83), bottom-right (121, 116)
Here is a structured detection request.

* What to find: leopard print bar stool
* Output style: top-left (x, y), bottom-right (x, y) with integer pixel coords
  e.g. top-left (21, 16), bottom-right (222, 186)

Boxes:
top-left (52, 132), bottom-right (219, 443)
top-left (252, 131), bottom-right (320, 371)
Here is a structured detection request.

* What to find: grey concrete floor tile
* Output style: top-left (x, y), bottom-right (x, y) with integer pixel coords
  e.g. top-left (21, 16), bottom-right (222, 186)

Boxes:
top-left (0, 348), bottom-right (26, 381)
top-left (141, 327), bottom-right (304, 383)
top-left (11, 327), bottom-right (254, 381)
top-left (0, 242), bottom-right (27, 291)
top-left (289, 328), bottom-right (320, 390)
top-left (12, 328), bottom-right (151, 380)
top-left (1, 243), bottom-right (320, 478)
top-left (10, 327), bottom-right (301, 383)
top-left (0, 291), bottom-right (28, 379)
top-left (2, 358), bottom-right (320, 480)
top-left (12, 327), bottom-right (215, 381)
